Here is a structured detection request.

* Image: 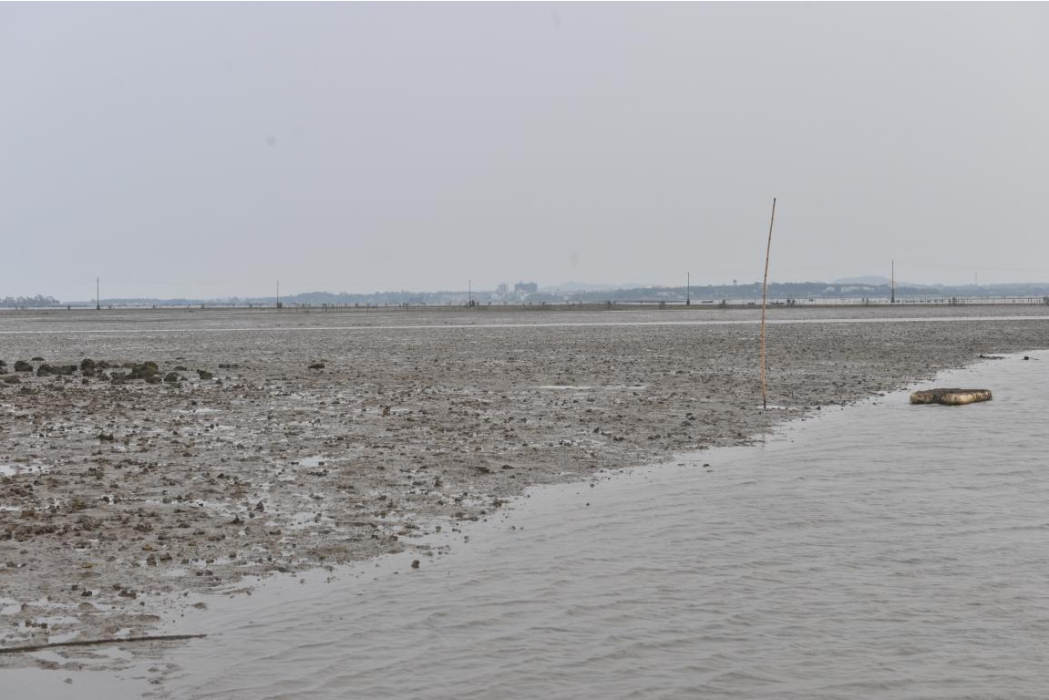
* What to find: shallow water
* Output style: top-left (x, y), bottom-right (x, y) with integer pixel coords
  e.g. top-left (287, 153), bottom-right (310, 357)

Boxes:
top-left (6, 352), bottom-right (1049, 699)
top-left (141, 351), bottom-right (1049, 699)
top-left (0, 463), bottom-right (46, 477)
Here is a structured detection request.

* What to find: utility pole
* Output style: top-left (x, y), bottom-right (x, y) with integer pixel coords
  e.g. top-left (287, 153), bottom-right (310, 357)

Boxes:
top-left (277, 279), bottom-right (280, 309)
top-left (96, 278), bottom-right (100, 310)
top-left (686, 272), bottom-right (691, 306)
top-left (891, 260), bottom-right (895, 304)
top-left (468, 279), bottom-right (472, 306)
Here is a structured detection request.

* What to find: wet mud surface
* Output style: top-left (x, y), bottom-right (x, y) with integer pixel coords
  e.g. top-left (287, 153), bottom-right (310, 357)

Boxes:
top-left (1, 306), bottom-right (1048, 670)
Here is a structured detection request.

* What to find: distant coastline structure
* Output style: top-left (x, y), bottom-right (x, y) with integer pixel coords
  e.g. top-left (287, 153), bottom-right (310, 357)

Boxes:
top-left (514, 281), bottom-right (538, 295)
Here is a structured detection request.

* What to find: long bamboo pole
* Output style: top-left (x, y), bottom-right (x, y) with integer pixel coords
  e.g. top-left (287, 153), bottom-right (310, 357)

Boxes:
top-left (760, 198), bottom-right (777, 410)
top-left (0, 634), bottom-right (207, 655)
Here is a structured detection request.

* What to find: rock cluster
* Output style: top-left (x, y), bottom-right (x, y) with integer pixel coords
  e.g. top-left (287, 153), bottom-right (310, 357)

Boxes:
top-left (0, 358), bottom-right (215, 386)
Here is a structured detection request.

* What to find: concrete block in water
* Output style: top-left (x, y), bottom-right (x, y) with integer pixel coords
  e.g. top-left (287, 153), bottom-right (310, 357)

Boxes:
top-left (909, 388), bottom-right (992, 405)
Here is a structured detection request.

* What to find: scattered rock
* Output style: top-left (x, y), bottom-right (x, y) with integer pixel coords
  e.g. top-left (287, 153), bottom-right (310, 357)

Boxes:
top-left (37, 363), bottom-right (77, 377)
top-left (910, 388), bottom-right (992, 405)
top-left (128, 362), bottom-right (160, 381)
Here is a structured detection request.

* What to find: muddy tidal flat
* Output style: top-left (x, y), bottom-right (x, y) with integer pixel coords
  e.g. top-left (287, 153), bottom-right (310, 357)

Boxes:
top-left (2, 305), bottom-right (1048, 667)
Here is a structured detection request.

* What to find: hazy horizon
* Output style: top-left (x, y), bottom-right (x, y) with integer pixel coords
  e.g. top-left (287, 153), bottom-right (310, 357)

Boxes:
top-left (3, 3), bottom-right (1049, 299)
top-left (13, 270), bottom-right (1049, 304)
top-left (30, 274), bottom-right (1049, 306)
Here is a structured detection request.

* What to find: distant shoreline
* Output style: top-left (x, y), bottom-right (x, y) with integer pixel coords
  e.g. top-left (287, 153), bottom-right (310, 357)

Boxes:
top-left (6, 295), bottom-right (1049, 313)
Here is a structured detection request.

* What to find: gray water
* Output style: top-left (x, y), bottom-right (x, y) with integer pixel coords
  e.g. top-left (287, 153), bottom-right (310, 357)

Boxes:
top-left (6, 352), bottom-right (1049, 699)
top-left (146, 351), bottom-right (1049, 700)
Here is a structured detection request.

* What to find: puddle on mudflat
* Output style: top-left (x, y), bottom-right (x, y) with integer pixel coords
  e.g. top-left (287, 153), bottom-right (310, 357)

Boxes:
top-left (0, 463), bottom-right (47, 477)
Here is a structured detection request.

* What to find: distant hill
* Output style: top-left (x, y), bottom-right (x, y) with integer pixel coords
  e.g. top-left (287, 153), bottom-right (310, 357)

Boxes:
top-left (831, 276), bottom-right (894, 286)
top-left (540, 281), bottom-right (643, 294)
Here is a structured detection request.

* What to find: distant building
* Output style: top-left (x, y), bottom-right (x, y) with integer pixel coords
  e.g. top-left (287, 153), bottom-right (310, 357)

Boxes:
top-left (514, 281), bottom-right (538, 295)
top-left (496, 282), bottom-right (509, 297)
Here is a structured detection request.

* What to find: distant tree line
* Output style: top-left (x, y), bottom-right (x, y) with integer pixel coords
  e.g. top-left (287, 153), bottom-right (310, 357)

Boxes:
top-left (0, 294), bottom-right (60, 308)
top-left (564, 281), bottom-right (1049, 303)
top-left (278, 290), bottom-right (468, 306)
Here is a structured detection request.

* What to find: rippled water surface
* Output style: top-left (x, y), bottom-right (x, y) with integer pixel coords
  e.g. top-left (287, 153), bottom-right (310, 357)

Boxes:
top-left (142, 351), bottom-right (1049, 700)
top-left (7, 352), bottom-right (1049, 700)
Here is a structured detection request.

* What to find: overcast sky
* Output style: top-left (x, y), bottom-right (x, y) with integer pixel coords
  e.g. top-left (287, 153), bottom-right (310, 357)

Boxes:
top-left (3, 3), bottom-right (1048, 300)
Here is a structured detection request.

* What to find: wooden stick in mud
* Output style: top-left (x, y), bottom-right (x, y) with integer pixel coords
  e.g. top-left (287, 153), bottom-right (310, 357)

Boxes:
top-left (760, 197), bottom-right (777, 410)
top-left (0, 634), bottom-right (206, 655)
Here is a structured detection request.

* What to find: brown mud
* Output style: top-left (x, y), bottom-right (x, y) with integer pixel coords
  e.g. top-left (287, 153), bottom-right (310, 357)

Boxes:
top-left (2, 305), bottom-right (1048, 669)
